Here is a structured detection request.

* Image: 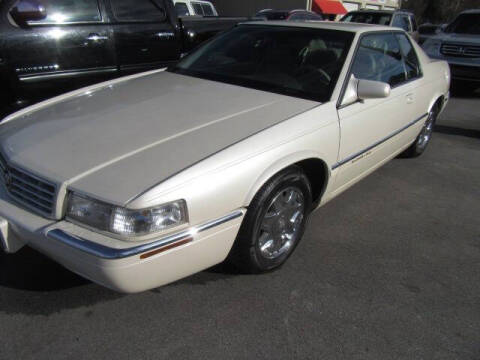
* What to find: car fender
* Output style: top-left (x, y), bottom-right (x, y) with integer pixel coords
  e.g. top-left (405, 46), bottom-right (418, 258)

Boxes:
top-left (244, 150), bottom-right (330, 206)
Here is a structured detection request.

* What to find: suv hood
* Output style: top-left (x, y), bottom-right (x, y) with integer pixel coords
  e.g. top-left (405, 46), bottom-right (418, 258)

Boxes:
top-left (430, 32), bottom-right (480, 44)
top-left (0, 71), bottom-right (317, 205)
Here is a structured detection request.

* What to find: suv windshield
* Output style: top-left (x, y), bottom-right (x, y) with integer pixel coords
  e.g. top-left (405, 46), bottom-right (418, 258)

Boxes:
top-left (169, 25), bottom-right (354, 102)
top-left (446, 13), bottom-right (480, 34)
top-left (341, 12), bottom-right (392, 26)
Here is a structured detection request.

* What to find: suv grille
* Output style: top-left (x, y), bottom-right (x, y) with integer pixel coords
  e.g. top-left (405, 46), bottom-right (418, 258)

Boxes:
top-left (441, 43), bottom-right (480, 58)
top-left (0, 155), bottom-right (56, 216)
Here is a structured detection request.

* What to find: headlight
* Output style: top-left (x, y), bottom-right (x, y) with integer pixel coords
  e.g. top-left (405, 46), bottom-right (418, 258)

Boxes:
top-left (66, 192), bottom-right (188, 240)
top-left (422, 40), bottom-right (442, 57)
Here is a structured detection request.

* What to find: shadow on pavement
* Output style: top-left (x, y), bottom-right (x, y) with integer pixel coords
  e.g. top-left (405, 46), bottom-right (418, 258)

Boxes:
top-left (0, 247), bottom-right (125, 315)
top-left (435, 125), bottom-right (480, 139)
top-left (0, 245), bottom-right (239, 315)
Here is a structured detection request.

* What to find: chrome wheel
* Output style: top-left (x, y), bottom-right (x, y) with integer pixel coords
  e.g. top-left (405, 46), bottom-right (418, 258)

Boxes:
top-left (257, 187), bottom-right (305, 260)
top-left (416, 110), bottom-right (436, 151)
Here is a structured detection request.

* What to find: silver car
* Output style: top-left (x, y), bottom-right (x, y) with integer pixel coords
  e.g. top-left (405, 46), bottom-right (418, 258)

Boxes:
top-left (422, 10), bottom-right (480, 92)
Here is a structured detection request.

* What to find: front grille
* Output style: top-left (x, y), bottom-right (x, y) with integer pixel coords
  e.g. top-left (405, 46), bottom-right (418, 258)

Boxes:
top-left (0, 154), bottom-right (56, 216)
top-left (450, 64), bottom-right (480, 80)
top-left (441, 43), bottom-right (480, 58)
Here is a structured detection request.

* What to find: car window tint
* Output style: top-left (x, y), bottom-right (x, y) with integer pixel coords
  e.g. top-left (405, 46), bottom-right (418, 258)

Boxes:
top-left (392, 15), bottom-right (410, 32)
top-left (175, 2), bottom-right (190, 16)
top-left (396, 33), bottom-right (421, 80)
top-left (351, 33), bottom-right (406, 87)
top-left (192, 3), bottom-right (203, 15)
top-left (112, 0), bottom-right (165, 21)
top-left (201, 3), bottom-right (214, 16)
top-left (14, 0), bottom-right (101, 23)
top-left (174, 25), bottom-right (354, 102)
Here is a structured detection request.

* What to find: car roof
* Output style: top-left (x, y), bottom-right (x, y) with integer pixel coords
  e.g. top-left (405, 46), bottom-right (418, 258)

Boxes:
top-left (256, 9), bottom-right (309, 14)
top-left (241, 21), bottom-right (393, 33)
top-left (459, 9), bottom-right (480, 15)
top-left (347, 9), bottom-right (413, 15)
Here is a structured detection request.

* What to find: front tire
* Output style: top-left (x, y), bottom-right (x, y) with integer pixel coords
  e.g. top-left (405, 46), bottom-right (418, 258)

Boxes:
top-left (228, 166), bottom-right (312, 273)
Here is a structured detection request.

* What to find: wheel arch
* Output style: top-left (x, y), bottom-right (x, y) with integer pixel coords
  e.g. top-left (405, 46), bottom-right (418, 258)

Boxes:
top-left (428, 93), bottom-right (446, 114)
top-left (244, 152), bottom-right (330, 209)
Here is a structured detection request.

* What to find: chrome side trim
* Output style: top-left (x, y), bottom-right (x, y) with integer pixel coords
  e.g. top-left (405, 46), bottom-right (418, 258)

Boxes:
top-left (46, 209), bottom-right (245, 260)
top-left (332, 113), bottom-right (429, 170)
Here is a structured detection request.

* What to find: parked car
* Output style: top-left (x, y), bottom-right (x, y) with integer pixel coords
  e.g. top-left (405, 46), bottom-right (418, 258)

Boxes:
top-left (255, 9), bottom-right (324, 21)
top-left (0, 0), bottom-right (248, 112)
top-left (0, 22), bottom-right (449, 293)
top-left (173, 0), bottom-right (218, 17)
top-left (422, 10), bottom-right (480, 92)
top-left (341, 9), bottom-right (419, 42)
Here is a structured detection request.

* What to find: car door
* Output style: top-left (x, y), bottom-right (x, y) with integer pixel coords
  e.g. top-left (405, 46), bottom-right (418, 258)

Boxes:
top-left (6, 0), bottom-right (116, 100)
top-left (108, 0), bottom-right (181, 74)
top-left (334, 32), bottom-right (418, 192)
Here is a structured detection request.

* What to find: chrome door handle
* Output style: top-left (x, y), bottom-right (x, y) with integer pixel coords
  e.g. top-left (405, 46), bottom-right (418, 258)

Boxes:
top-left (86, 33), bottom-right (108, 42)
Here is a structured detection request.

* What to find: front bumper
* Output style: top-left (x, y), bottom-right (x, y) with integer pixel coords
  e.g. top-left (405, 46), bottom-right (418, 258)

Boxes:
top-left (0, 186), bottom-right (245, 293)
top-left (449, 64), bottom-right (480, 82)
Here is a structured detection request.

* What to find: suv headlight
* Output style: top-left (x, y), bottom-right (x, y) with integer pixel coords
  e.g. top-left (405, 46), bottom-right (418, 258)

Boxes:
top-left (422, 39), bottom-right (442, 57)
top-left (66, 192), bottom-right (188, 240)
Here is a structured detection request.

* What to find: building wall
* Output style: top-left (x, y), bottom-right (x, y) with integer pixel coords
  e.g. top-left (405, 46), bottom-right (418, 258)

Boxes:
top-left (339, 0), bottom-right (401, 11)
top-left (210, 0), bottom-right (309, 16)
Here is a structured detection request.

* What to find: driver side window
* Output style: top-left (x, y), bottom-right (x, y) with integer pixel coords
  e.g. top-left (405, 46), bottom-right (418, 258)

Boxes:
top-left (351, 33), bottom-right (407, 88)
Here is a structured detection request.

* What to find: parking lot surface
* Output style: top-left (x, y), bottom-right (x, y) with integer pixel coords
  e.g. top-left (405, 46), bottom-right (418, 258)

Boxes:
top-left (0, 94), bottom-right (479, 360)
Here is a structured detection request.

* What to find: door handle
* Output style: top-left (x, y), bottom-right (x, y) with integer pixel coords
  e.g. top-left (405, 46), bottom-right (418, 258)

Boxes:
top-left (86, 33), bottom-right (108, 42)
top-left (406, 93), bottom-right (414, 104)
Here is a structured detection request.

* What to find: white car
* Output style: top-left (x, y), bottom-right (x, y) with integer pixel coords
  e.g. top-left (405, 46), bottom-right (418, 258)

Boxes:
top-left (173, 0), bottom-right (218, 16)
top-left (0, 22), bottom-right (450, 293)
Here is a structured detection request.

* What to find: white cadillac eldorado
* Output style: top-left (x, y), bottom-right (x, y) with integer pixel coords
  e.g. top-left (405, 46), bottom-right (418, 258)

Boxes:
top-left (0, 22), bottom-right (450, 293)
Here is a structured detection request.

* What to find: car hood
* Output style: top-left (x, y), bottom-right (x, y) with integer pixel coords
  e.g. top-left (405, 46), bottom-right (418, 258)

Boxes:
top-left (0, 71), bottom-right (317, 205)
top-left (430, 32), bottom-right (480, 44)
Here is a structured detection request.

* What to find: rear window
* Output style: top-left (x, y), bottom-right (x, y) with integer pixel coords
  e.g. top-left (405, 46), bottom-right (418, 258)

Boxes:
top-left (175, 2), bottom-right (190, 16)
top-left (112, 0), bottom-right (165, 21)
top-left (191, 2), bottom-right (203, 15)
top-left (201, 3), bottom-right (214, 16)
top-left (341, 12), bottom-right (392, 26)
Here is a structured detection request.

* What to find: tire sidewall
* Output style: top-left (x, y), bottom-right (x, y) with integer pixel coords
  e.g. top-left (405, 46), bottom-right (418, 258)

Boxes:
top-left (245, 168), bottom-right (312, 272)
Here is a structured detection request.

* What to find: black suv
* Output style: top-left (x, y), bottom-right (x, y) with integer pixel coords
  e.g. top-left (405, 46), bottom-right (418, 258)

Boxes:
top-left (0, 0), bottom-right (248, 113)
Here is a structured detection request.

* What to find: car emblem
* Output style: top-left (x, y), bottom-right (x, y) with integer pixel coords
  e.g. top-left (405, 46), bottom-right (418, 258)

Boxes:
top-left (458, 47), bottom-right (465, 54)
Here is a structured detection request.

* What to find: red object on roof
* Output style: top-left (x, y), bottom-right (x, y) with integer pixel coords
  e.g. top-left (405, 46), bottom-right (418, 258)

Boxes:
top-left (313, 0), bottom-right (348, 15)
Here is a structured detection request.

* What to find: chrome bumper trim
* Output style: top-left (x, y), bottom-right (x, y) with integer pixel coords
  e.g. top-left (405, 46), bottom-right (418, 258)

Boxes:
top-left (46, 209), bottom-right (245, 260)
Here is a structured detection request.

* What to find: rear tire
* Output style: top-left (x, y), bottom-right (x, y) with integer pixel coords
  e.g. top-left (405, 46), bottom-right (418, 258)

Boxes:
top-left (402, 104), bottom-right (439, 158)
top-left (227, 166), bottom-right (312, 274)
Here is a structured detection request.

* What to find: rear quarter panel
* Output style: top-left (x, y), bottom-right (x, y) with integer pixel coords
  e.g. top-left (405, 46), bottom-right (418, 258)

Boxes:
top-left (413, 40), bottom-right (450, 114)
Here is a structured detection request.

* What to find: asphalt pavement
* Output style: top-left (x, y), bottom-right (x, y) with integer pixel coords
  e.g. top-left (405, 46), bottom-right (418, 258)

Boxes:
top-left (0, 93), bottom-right (479, 360)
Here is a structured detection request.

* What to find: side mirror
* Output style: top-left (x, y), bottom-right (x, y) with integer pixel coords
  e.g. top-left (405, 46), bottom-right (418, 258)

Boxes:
top-left (341, 75), bottom-right (391, 107)
top-left (10, 0), bottom-right (47, 27)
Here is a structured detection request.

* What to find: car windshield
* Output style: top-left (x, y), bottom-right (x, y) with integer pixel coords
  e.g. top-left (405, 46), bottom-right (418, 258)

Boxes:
top-left (341, 12), bottom-right (392, 26)
top-left (255, 11), bottom-right (290, 20)
top-left (445, 13), bottom-right (480, 34)
top-left (169, 25), bottom-right (354, 102)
